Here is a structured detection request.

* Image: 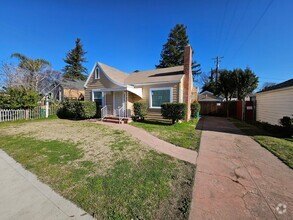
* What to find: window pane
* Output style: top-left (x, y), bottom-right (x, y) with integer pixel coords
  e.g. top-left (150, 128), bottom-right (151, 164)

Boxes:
top-left (152, 89), bottom-right (170, 107)
top-left (93, 91), bottom-right (102, 99)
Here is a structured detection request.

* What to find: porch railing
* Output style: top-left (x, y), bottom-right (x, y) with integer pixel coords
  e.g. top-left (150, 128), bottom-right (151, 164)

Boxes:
top-left (118, 103), bottom-right (126, 124)
top-left (101, 105), bottom-right (108, 120)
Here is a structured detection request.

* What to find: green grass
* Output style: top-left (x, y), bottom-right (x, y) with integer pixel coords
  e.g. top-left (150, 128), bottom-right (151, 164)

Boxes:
top-left (231, 119), bottom-right (293, 168)
top-left (0, 121), bottom-right (195, 219)
top-left (131, 119), bottom-right (201, 151)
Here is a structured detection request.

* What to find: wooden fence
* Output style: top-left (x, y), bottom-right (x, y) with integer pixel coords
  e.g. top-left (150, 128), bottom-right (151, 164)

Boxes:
top-left (0, 105), bottom-right (58, 122)
top-left (199, 101), bottom-right (256, 122)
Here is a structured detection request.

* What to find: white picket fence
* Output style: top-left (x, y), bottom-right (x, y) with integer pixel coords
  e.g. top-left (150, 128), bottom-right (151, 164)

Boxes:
top-left (0, 106), bottom-right (58, 122)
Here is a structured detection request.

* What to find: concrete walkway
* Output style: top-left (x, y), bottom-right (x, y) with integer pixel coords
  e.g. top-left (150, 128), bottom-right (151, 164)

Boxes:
top-left (189, 116), bottom-right (293, 220)
top-left (97, 121), bottom-right (198, 164)
top-left (0, 150), bottom-right (93, 220)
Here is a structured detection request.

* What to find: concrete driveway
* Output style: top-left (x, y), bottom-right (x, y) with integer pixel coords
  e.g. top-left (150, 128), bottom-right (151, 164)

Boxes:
top-left (189, 116), bottom-right (293, 220)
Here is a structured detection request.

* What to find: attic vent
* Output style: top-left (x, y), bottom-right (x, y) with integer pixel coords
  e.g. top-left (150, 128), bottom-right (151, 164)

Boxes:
top-left (95, 66), bottom-right (100, 79)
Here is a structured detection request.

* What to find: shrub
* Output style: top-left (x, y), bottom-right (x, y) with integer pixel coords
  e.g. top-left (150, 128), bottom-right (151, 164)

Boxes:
top-left (57, 101), bottom-right (96, 119)
top-left (191, 102), bottom-right (201, 118)
top-left (161, 103), bottom-right (186, 124)
top-left (279, 116), bottom-right (293, 137)
top-left (133, 102), bottom-right (148, 121)
top-left (0, 87), bottom-right (39, 109)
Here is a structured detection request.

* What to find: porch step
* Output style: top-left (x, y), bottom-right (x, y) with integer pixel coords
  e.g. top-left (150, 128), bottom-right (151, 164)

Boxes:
top-left (102, 116), bottom-right (131, 124)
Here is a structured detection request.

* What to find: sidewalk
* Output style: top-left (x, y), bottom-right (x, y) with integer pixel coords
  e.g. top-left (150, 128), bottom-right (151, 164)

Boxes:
top-left (189, 116), bottom-right (293, 220)
top-left (0, 150), bottom-right (93, 220)
top-left (96, 121), bottom-right (198, 165)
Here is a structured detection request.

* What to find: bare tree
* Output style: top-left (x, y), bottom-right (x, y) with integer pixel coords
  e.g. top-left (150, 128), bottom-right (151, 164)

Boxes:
top-left (0, 62), bottom-right (61, 95)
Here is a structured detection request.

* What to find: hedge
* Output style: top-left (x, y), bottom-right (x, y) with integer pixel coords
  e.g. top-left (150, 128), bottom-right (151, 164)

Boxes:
top-left (133, 102), bottom-right (148, 121)
top-left (161, 103), bottom-right (186, 124)
top-left (191, 102), bottom-right (201, 118)
top-left (57, 100), bottom-right (97, 119)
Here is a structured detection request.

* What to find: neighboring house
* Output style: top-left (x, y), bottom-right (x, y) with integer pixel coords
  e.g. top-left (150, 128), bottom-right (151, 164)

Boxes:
top-left (54, 79), bottom-right (85, 101)
top-left (256, 78), bottom-right (293, 125)
top-left (198, 91), bottom-right (224, 102)
top-left (84, 45), bottom-right (194, 121)
top-left (191, 86), bottom-right (198, 103)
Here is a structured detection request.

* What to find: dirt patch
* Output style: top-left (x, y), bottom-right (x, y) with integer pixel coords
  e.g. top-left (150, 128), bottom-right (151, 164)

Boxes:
top-left (0, 119), bottom-right (151, 174)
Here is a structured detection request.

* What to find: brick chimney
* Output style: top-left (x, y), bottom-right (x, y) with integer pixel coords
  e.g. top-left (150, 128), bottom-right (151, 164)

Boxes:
top-left (183, 45), bottom-right (192, 121)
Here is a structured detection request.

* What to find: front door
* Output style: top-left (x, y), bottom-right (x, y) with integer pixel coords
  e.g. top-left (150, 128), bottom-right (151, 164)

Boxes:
top-left (113, 91), bottom-right (124, 116)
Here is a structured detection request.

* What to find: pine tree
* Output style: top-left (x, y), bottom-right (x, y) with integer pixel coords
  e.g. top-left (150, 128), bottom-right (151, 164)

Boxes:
top-left (156, 24), bottom-right (201, 80)
top-left (63, 38), bottom-right (87, 80)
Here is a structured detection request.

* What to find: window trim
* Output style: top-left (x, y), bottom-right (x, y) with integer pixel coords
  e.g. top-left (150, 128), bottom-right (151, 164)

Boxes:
top-left (94, 66), bottom-right (100, 79)
top-left (91, 90), bottom-right (105, 106)
top-left (149, 87), bottom-right (173, 109)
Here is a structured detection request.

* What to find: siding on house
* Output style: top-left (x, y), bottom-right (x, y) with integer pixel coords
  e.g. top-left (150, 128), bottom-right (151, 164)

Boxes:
top-left (84, 70), bottom-right (121, 101)
top-left (135, 83), bottom-right (180, 114)
top-left (256, 86), bottom-right (293, 125)
top-left (63, 88), bottom-right (85, 100)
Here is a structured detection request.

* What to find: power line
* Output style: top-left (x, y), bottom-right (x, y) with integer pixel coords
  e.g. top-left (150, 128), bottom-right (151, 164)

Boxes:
top-left (217, 0), bottom-right (230, 55)
top-left (222, 0), bottom-right (251, 56)
top-left (219, 0), bottom-right (239, 55)
top-left (231, 0), bottom-right (274, 58)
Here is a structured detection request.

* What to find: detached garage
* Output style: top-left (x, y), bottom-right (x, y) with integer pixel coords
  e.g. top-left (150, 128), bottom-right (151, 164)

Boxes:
top-left (256, 79), bottom-right (293, 125)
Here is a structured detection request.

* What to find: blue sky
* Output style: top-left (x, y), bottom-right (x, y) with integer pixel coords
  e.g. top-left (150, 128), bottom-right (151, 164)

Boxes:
top-left (0, 0), bottom-right (292, 89)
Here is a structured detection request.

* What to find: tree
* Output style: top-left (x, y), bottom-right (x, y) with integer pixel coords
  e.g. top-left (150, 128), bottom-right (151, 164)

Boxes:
top-left (10, 53), bottom-right (51, 92)
top-left (0, 87), bottom-right (39, 109)
top-left (216, 70), bottom-right (237, 101)
top-left (201, 69), bottom-right (217, 93)
top-left (156, 24), bottom-right (201, 81)
top-left (234, 68), bottom-right (258, 100)
top-left (1, 62), bottom-right (61, 95)
top-left (63, 38), bottom-right (87, 80)
top-left (261, 82), bottom-right (276, 91)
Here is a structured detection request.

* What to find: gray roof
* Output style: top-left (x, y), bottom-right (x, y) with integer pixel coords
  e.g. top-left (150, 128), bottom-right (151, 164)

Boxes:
top-left (60, 79), bottom-right (85, 90)
top-left (258, 78), bottom-right (293, 93)
top-left (97, 62), bottom-right (184, 85)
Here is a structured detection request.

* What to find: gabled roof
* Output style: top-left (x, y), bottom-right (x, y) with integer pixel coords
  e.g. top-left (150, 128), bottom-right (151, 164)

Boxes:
top-left (60, 79), bottom-right (85, 90)
top-left (198, 91), bottom-right (224, 101)
top-left (98, 63), bottom-right (129, 85)
top-left (258, 78), bottom-right (293, 93)
top-left (125, 66), bottom-right (184, 85)
top-left (84, 62), bottom-right (184, 88)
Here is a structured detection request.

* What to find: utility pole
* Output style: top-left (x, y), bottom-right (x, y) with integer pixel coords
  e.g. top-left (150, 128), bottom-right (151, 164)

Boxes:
top-left (211, 56), bottom-right (224, 83)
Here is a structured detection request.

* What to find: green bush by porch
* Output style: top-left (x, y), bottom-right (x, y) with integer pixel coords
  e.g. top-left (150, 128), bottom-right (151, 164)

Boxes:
top-left (57, 100), bottom-right (97, 119)
top-left (133, 102), bottom-right (148, 121)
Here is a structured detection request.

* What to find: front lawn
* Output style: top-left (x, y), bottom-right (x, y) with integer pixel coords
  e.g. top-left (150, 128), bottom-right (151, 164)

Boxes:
top-left (131, 119), bottom-right (201, 151)
top-left (231, 119), bottom-right (293, 168)
top-left (0, 119), bottom-right (195, 219)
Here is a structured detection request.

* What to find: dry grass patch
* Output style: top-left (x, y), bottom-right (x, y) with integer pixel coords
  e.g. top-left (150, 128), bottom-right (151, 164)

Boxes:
top-left (0, 119), bottom-right (195, 219)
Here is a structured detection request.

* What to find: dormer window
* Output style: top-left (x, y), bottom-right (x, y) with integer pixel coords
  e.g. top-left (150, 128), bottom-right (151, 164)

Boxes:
top-left (95, 66), bottom-right (100, 79)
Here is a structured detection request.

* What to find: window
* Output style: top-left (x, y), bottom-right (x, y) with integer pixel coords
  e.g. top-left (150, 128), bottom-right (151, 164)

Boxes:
top-left (93, 91), bottom-right (103, 106)
top-left (150, 88), bottom-right (172, 108)
top-left (95, 66), bottom-right (100, 79)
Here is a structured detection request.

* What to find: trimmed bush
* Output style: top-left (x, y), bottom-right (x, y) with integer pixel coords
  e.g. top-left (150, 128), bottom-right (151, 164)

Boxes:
top-left (57, 101), bottom-right (97, 119)
top-left (133, 102), bottom-right (148, 121)
top-left (279, 116), bottom-right (293, 137)
top-left (191, 102), bottom-right (201, 118)
top-left (161, 103), bottom-right (186, 124)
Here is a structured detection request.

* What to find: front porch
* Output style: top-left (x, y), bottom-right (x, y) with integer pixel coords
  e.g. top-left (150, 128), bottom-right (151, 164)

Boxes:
top-left (92, 88), bottom-right (142, 123)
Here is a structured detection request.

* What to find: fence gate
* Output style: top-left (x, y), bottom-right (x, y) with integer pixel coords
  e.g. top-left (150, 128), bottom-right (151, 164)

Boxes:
top-left (199, 101), bottom-right (227, 116)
